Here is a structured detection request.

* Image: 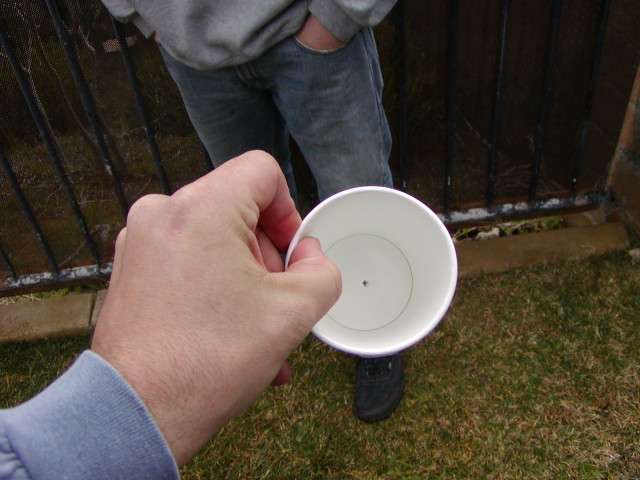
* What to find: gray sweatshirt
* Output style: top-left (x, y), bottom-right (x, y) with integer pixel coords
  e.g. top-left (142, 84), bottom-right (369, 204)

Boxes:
top-left (102, 0), bottom-right (397, 70)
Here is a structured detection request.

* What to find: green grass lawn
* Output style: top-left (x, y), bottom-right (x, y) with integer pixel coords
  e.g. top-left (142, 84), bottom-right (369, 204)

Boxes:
top-left (1, 250), bottom-right (639, 479)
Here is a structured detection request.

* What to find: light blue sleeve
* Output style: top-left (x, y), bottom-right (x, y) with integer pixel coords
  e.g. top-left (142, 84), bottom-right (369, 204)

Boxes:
top-left (0, 350), bottom-right (179, 480)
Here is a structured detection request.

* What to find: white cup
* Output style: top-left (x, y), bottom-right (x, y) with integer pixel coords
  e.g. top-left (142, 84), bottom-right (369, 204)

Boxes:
top-left (285, 187), bottom-right (457, 357)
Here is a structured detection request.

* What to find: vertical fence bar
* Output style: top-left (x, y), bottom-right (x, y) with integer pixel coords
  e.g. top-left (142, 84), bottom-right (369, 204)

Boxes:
top-left (570, 0), bottom-right (610, 196)
top-left (0, 244), bottom-right (17, 281)
top-left (111, 16), bottom-right (171, 195)
top-left (393, 0), bottom-right (408, 191)
top-left (529, 0), bottom-right (563, 203)
top-left (0, 146), bottom-right (59, 274)
top-left (0, 20), bottom-right (101, 266)
top-left (444, 0), bottom-right (459, 212)
top-left (486, 0), bottom-right (510, 207)
top-left (44, 0), bottom-right (129, 217)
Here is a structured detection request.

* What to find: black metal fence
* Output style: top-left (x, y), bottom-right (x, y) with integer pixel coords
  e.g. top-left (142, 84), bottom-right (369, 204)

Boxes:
top-left (0, 0), bottom-right (636, 295)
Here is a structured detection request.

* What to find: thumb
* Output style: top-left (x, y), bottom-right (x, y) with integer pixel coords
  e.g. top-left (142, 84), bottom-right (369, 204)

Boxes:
top-left (280, 237), bottom-right (342, 331)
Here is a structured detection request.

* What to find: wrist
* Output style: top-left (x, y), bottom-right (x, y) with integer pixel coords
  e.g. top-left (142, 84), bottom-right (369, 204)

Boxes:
top-left (295, 14), bottom-right (344, 51)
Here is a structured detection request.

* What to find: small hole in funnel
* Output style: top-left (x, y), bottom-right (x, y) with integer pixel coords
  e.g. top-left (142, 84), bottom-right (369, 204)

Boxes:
top-left (362, 280), bottom-right (369, 287)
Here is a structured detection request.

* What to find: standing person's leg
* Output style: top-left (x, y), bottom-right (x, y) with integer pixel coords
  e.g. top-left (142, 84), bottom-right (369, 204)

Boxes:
top-left (258, 28), bottom-right (392, 199)
top-left (261, 28), bottom-right (403, 422)
top-left (157, 44), bottom-right (298, 200)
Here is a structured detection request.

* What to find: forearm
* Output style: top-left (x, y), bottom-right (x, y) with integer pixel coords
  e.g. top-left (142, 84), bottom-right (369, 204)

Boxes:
top-left (0, 351), bottom-right (178, 480)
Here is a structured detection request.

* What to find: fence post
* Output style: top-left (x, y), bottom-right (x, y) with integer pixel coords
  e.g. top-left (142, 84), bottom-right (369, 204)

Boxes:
top-left (529, 0), bottom-right (563, 204)
top-left (486, 0), bottom-right (510, 207)
top-left (0, 146), bottom-right (59, 274)
top-left (393, 0), bottom-right (408, 191)
top-left (444, 0), bottom-right (459, 212)
top-left (110, 16), bottom-right (171, 195)
top-left (44, 0), bottom-right (129, 218)
top-left (570, 0), bottom-right (611, 196)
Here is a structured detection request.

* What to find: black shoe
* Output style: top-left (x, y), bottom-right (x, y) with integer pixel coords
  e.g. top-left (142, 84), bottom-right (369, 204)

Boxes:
top-left (354, 353), bottom-right (404, 422)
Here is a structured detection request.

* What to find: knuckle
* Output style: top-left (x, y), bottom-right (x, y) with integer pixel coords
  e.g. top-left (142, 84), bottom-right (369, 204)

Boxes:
top-left (128, 191), bottom-right (201, 236)
top-left (126, 194), bottom-right (168, 227)
top-left (114, 227), bottom-right (127, 249)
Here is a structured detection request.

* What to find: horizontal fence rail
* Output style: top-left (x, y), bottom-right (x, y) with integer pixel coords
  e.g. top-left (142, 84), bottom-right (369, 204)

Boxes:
top-left (0, 0), bottom-right (630, 295)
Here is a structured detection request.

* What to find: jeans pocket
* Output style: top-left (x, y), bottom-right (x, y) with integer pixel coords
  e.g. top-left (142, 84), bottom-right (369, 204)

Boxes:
top-left (292, 35), bottom-right (348, 55)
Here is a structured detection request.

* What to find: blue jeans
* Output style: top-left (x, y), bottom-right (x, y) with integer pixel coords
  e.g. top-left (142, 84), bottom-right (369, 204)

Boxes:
top-left (159, 28), bottom-right (393, 202)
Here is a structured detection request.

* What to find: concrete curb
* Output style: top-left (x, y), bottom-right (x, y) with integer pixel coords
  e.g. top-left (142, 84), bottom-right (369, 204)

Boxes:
top-left (0, 293), bottom-right (95, 344)
top-left (455, 221), bottom-right (630, 277)
top-left (0, 222), bottom-right (631, 344)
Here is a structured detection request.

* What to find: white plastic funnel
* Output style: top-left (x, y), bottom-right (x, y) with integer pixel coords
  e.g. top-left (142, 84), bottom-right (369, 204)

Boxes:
top-left (285, 187), bottom-right (457, 357)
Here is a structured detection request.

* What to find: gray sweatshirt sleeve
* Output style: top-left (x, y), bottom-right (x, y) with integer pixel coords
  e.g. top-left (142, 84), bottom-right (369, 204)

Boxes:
top-left (100, 0), bottom-right (398, 68)
top-left (101, 0), bottom-right (136, 22)
top-left (0, 351), bottom-right (179, 480)
top-left (101, 0), bottom-right (155, 37)
top-left (308, 0), bottom-right (398, 42)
